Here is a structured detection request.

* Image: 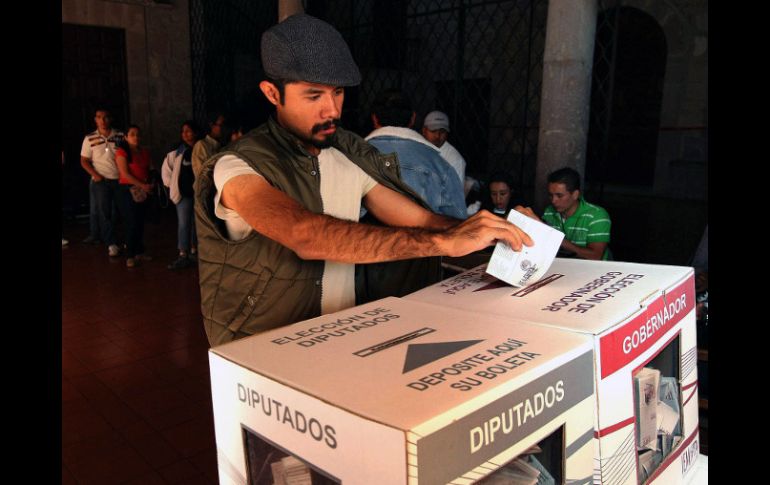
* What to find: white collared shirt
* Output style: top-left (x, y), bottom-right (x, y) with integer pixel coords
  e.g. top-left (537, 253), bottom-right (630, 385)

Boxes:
top-left (80, 129), bottom-right (124, 179)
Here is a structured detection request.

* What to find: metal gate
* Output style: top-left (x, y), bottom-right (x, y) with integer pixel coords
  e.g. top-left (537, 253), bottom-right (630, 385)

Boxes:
top-left (586, 0), bottom-right (621, 201)
top-left (190, 0), bottom-right (549, 195)
top-left (189, 0), bottom-right (277, 125)
top-left (586, 0), bottom-right (670, 195)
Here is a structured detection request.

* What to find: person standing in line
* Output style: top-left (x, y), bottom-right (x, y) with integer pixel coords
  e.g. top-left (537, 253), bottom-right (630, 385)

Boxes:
top-left (191, 112), bottom-right (228, 180)
top-left (162, 120), bottom-right (202, 270)
top-left (366, 89), bottom-right (467, 220)
top-left (80, 107), bottom-right (124, 256)
top-left (115, 125), bottom-right (154, 268)
top-left (421, 110), bottom-right (468, 192)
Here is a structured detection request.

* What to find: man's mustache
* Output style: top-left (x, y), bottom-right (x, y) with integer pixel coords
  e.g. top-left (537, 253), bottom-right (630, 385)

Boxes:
top-left (312, 119), bottom-right (340, 134)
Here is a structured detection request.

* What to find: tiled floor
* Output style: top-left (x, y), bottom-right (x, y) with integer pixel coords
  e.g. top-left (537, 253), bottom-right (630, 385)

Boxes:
top-left (62, 209), bottom-right (218, 485)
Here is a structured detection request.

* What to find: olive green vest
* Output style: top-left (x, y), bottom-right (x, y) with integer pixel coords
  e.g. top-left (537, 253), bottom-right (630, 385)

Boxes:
top-left (195, 118), bottom-right (442, 346)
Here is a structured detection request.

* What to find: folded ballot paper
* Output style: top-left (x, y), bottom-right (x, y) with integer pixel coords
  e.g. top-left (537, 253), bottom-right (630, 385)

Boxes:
top-left (486, 209), bottom-right (564, 287)
top-left (634, 367), bottom-right (661, 451)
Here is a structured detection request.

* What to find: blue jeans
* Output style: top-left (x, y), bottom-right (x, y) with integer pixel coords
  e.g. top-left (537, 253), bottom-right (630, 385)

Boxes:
top-left (88, 179), bottom-right (117, 239)
top-left (91, 178), bottom-right (120, 246)
top-left (176, 196), bottom-right (197, 253)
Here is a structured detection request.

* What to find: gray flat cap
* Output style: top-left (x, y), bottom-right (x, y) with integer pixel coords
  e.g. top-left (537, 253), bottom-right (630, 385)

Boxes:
top-left (261, 13), bottom-right (361, 87)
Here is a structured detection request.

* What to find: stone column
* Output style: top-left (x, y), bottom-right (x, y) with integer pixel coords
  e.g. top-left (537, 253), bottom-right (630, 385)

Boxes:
top-left (279, 0), bottom-right (304, 22)
top-left (535, 0), bottom-right (598, 211)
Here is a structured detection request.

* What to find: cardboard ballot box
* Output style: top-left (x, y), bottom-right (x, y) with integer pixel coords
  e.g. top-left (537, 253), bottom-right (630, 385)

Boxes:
top-left (209, 297), bottom-right (595, 485)
top-left (406, 258), bottom-right (701, 485)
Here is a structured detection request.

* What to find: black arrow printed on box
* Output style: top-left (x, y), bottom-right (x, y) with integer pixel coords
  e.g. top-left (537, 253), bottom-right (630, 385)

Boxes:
top-left (402, 340), bottom-right (484, 373)
top-left (406, 338), bottom-right (536, 392)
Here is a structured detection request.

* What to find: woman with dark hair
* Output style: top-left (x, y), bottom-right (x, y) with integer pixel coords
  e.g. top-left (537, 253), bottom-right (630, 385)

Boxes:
top-left (162, 120), bottom-right (202, 270)
top-left (115, 124), bottom-right (154, 268)
top-left (482, 171), bottom-right (527, 218)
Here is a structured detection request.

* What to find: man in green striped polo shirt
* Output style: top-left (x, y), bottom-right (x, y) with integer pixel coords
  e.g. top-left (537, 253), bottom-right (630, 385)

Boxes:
top-left (540, 167), bottom-right (611, 260)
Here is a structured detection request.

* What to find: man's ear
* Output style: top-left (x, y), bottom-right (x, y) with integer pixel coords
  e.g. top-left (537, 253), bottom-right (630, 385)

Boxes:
top-left (259, 81), bottom-right (280, 106)
top-left (408, 111), bottom-right (416, 129)
top-left (371, 113), bottom-right (381, 129)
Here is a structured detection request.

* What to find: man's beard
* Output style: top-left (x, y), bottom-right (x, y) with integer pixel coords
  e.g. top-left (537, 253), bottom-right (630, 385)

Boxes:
top-left (282, 118), bottom-right (341, 151)
top-left (308, 119), bottom-right (340, 149)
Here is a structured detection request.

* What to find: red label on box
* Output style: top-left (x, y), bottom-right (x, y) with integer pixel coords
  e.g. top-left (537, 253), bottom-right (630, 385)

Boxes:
top-left (599, 275), bottom-right (694, 379)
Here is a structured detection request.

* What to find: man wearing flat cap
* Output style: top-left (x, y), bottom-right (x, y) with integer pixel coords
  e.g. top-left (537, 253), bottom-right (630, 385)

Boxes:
top-left (194, 13), bottom-right (532, 347)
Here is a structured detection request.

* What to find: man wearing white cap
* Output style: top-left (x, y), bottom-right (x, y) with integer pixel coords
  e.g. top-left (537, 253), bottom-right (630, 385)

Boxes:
top-left (421, 110), bottom-right (467, 188)
top-left (366, 89), bottom-right (467, 220)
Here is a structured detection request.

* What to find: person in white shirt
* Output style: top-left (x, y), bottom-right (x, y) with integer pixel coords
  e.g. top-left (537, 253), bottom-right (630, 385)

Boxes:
top-left (80, 108), bottom-right (125, 257)
top-left (421, 110), bottom-right (468, 192)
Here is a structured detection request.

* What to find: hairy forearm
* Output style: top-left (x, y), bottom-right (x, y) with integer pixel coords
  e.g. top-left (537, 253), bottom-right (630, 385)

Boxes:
top-left (226, 176), bottom-right (442, 263)
top-left (266, 203), bottom-right (529, 263)
top-left (224, 174), bottom-right (531, 264)
top-left (289, 211), bottom-right (443, 263)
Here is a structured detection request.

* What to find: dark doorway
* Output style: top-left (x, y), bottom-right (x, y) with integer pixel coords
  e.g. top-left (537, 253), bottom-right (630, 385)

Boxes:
top-left (586, 7), bottom-right (667, 188)
top-left (434, 78), bottom-right (491, 176)
top-left (62, 23), bottom-right (129, 216)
